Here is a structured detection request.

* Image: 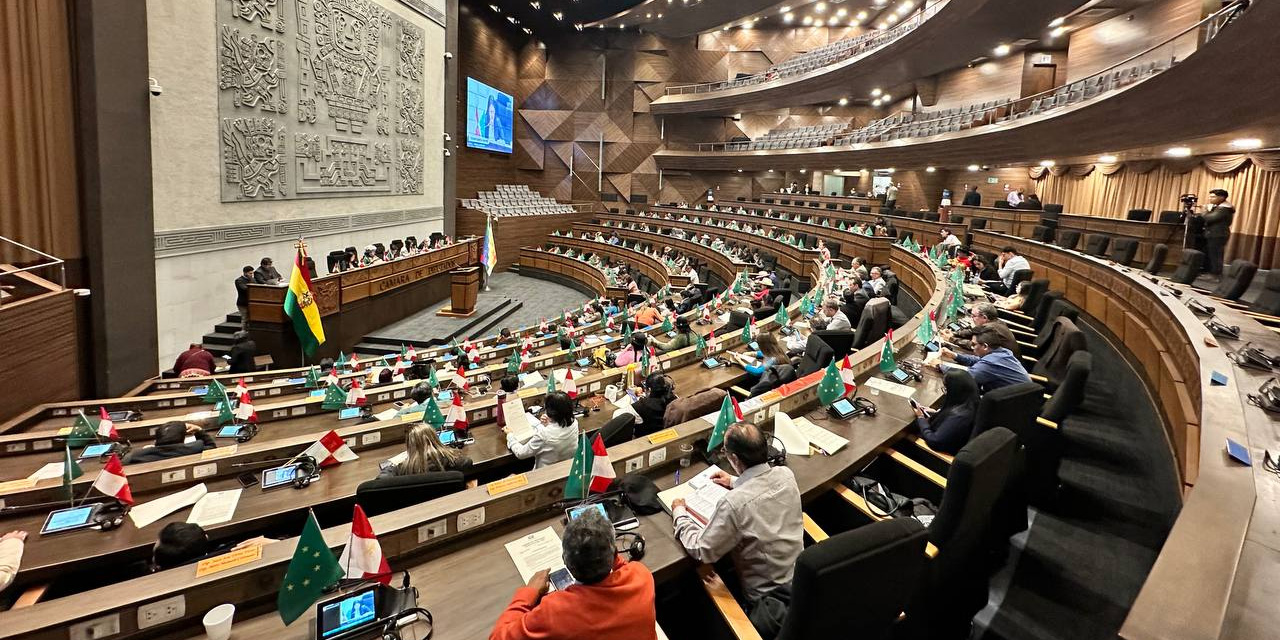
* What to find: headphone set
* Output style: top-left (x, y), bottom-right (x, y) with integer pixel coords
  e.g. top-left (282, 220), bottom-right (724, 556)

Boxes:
top-left (93, 499), bottom-right (131, 531)
top-left (898, 359), bottom-right (926, 382)
top-left (1204, 315), bottom-right (1241, 340)
top-left (615, 531), bottom-right (646, 561)
top-left (292, 455), bottom-right (321, 489)
top-left (232, 423), bottom-right (259, 443)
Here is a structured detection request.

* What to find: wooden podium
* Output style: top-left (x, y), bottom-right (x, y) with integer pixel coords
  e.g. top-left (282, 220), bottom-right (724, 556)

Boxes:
top-left (438, 266), bottom-right (481, 317)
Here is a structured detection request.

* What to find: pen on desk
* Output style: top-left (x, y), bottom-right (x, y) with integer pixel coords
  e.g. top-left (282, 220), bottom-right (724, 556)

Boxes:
top-left (674, 469), bottom-right (681, 484)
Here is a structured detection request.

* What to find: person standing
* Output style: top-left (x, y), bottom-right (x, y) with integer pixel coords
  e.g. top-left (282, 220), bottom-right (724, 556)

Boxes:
top-left (961, 185), bottom-right (982, 206)
top-left (1201, 188), bottom-right (1235, 277)
top-left (235, 266), bottom-right (254, 328)
top-left (885, 182), bottom-right (900, 210)
top-left (227, 331), bottom-right (257, 374)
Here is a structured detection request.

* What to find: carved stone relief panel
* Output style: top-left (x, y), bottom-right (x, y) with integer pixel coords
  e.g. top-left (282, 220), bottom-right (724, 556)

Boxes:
top-left (217, 0), bottom-right (426, 202)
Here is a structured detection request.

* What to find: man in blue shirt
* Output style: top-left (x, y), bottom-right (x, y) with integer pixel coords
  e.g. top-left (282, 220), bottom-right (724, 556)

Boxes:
top-left (939, 326), bottom-right (1031, 392)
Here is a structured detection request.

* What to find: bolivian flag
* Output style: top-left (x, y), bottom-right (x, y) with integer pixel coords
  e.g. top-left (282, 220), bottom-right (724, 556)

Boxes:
top-left (284, 243), bottom-right (325, 356)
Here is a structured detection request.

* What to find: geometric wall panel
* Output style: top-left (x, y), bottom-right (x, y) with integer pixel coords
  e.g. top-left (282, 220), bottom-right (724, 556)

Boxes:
top-left (217, 0), bottom-right (425, 202)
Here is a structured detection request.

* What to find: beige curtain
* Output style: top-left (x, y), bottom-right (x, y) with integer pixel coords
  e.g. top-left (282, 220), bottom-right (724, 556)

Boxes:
top-left (0, 0), bottom-right (80, 262)
top-left (1035, 154), bottom-right (1280, 268)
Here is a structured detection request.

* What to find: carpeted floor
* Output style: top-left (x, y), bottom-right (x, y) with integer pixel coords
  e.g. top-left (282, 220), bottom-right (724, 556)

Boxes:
top-left (974, 321), bottom-right (1183, 640)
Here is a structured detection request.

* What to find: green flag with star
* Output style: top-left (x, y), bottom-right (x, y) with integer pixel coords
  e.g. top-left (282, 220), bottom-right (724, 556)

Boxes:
top-left (695, 331), bottom-right (707, 357)
top-left (321, 383), bottom-right (348, 410)
top-left (216, 399), bottom-right (235, 425)
top-left (201, 379), bottom-right (228, 404)
top-left (774, 303), bottom-right (789, 327)
top-left (917, 310), bottom-right (935, 344)
top-left (547, 372), bottom-right (558, 394)
top-left (707, 394), bottom-right (736, 453)
top-left (817, 360), bottom-right (845, 406)
top-left (62, 444), bottom-right (83, 502)
top-left (661, 315), bottom-right (673, 332)
top-left (880, 330), bottom-right (897, 373)
top-left (427, 366), bottom-right (440, 389)
top-left (304, 366), bottom-right (321, 389)
top-left (66, 411), bottom-right (98, 447)
top-left (422, 396), bottom-right (446, 428)
top-left (277, 510), bottom-right (343, 625)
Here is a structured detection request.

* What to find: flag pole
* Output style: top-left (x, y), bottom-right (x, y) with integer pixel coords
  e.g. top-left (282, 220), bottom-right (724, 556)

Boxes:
top-left (484, 211), bottom-right (493, 292)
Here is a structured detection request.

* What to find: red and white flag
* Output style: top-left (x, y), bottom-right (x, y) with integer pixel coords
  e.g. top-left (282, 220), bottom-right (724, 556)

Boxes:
top-left (348, 354), bottom-right (361, 371)
top-left (347, 378), bottom-right (367, 406)
top-left (840, 355), bottom-right (858, 397)
top-left (338, 505), bottom-right (391, 584)
top-left (606, 316), bottom-right (615, 330)
top-left (405, 344), bottom-right (417, 361)
top-left (446, 393), bottom-right (468, 431)
top-left (234, 377), bottom-right (249, 397)
top-left (92, 454), bottom-right (133, 504)
top-left (701, 305), bottom-right (712, 323)
top-left (454, 365), bottom-right (469, 391)
top-left (324, 370), bottom-right (341, 388)
top-left (539, 318), bottom-right (548, 334)
top-left (731, 396), bottom-right (744, 421)
top-left (97, 407), bottom-right (118, 439)
top-left (300, 430), bottom-right (359, 467)
top-left (392, 357), bottom-right (406, 378)
top-left (234, 390), bottom-right (258, 423)
top-left (466, 344), bottom-right (480, 364)
top-left (588, 433), bottom-right (615, 493)
top-left (563, 369), bottom-right (578, 399)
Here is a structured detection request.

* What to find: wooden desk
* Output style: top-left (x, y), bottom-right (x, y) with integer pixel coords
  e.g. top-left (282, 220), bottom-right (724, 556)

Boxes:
top-left (946, 204), bottom-right (1042, 237)
top-left (0, 270), bottom-right (80, 423)
top-left (246, 240), bottom-right (479, 368)
top-left (760, 192), bottom-right (882, 211)
top-left (574, 224), bottom-right (750, 287)
top-left (549, 236), bottom-right (679, 291)
top-left (1054, 213), bottom-right (1184, 270)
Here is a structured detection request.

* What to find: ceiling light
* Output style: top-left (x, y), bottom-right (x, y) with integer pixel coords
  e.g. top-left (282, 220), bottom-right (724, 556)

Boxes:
top-left (722, 25), bottom-right (729, 30)
top-left (827, 16), bottom-right (838, 25)
top-left (783, 12), bottom-right (793, 22)
top-left (1230, 138), bottom-right (1263, 149)
top-left (872, 98), bottom-right (882, 106)
top-left (768, 169), bottom-right (774, 172)
top-left (1049, 16), bottom-right (1065, 27)
top-left (574, 23), bottom-right (583, 30)
top-left (645, 12), bottom-right (651, 18)
top-left (530, 1), bottom-right (539, 8)
top-left (779, 5), bottom-right (790, 12)
top-left (553, 11), bottom-right (563, 20)
top-left (877, 21), bottom-right (887, 29)
top-left (967, 164), bottom-right (980, 171)
top-left (814, 2), bottom-right (826, 13)
top-left (925, 166), bottom-right (936, 172)
top-left (1039, 160), bottom-right (1055, 167)
top-left (887, 14), bottom-right (898, 23)
top-left (857, 10), bottom-right (868, 19)
top-left (657, 12), bottom-right (663, 17)
top-left (836, 8), bottom-right (847, 17)
top-left (802, 15), bottom-right (812, 25)
top-left (489, 4), bottom-right (500, 11)
top-left (848, 19), bottom-right (859, 26)
top-left (1050, 26), bottom-right (1068, 38)
top-left (874, 0), bottom-right (886, 5)
top-left (882, 94), bottom-right (891, 101)
top-left (900, 1), bottom-right (913, 10)
top-left (871, 87), bottom-right (882, 96)
top-left (737, 168), bottom-right (743, 172)
top-left (522, 27), bottom-right (532, 34)
top-left (994, 44), bottom-right (1011, 56)
top-left (886, 167), bottom-right (895, 173)
top-left (838, 97), bottom-right (848, 106)
top-left (1098, 154), bottom-right (1118, 163)
top-left (1165, 146), bottom-right (1192, 157)
top-left (619, 23), bottom-right (625, 29)
top-left (800, 168), bottom-right (807, 173)
top-left (507, 16), bottom-right (517, 23)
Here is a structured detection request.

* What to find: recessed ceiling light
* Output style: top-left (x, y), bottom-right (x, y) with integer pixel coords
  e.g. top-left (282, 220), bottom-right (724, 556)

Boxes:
top-left (872, 98), bottom-right (882, 106)
top-left (1049, 16), bottom-right (1065, 27)
top-left (1165, 146), bottom-right (1192, 157)
top-left (522, 27), bottom-right (532, 34)
top-left (489, 4), bottom-right (499, 11)
top-left (848, 19), bottom-right (859, 26)
top-left (737, 168), bottom-right (743, 172)
top-left (800, 168), bottom-right (807, 173)
top-left (507, 16), bottom-right (517, 23)
top-left (657, 13), bottom-right (663, 18)
top-left (1050, 26), bottom-right (1068, 38)
top-left (827, 16), bottom-right (838, 25)
top-left (1098, 154), bottom-right (1118, 163)
top-left (925, 166), bottom-right (936, 172)
top-left (836, 8), bottom-right (847, 17)
top-left (882, 94), bottom-right (891, 101)
top-left (877, 21), bottom-right (887, 29)
top-left (553, 11), bottom-right (563, 20)
top-left (886, 167), bottom-right (895, 173)
top-left (1039, 160), bottom-right (1055, 167)
top-left (994, 44), bottom-right (1011, 56)
top-left (768, 168), bottom-right (774, 172)
top-left (783, 12), bottom-right (793, 22)
top-left (857, 10), bottom-right (868, 19)
top-left (887, 14), bottom-right (898, 23)
top-left (530, 1), bottom-right (539, 8)
top-left (802, 15), bottom-right (812, 25)
top-left (1230, 138), bottom-right (1263, 149)
top-left (814, 2), bottom-right (826, 13)
top-left (645, 12), bottom-right (651, 18)
top-left (779, 5), bottom-right (790, 12)
top-left (871, 88), bottom-right (882, 96)
top-left (967, 164), bottom-right (980, 171)
top-left (838, 97), bottom-right (849, 106)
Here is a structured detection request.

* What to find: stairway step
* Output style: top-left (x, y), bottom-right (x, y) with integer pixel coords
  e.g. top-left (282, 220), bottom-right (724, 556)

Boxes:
top-left (225, 311), bottom-right (243, 324)
top-left (202, 332), bottom-right (236, 346)
top-left (214, 322), bottom-right (242, 334)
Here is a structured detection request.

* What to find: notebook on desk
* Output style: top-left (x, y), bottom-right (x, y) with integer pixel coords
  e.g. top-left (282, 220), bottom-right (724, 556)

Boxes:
top-left (657, 465), bottom-right (729, 526)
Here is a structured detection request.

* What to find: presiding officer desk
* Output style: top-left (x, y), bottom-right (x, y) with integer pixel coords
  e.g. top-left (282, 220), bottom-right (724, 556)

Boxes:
top-left (0, 243), bottom-right (946, 640)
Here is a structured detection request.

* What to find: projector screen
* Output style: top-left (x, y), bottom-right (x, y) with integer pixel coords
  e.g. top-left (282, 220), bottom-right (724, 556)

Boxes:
top-left (466, 77), bottom-right (514, 154)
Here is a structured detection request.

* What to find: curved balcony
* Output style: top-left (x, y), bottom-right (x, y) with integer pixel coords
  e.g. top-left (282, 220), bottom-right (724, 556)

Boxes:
top-left (654, 0), bottom-right (1276, 169)
top-left (650, 0), bottom-right (1083, 115)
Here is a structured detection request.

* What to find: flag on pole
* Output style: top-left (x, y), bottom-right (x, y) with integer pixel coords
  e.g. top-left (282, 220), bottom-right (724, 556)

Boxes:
top-left (817, 360), bottom-right (844, 406)
top-left (406, 344), bottom-right (417, 361)
top-left (277, 510), bottom-right (344, 625)
top-left (323, 369), bottom-right (341, 389)
top-left (840, 355), bottom-right (858, 397)
top-left (348, 353), bottom-right (362, 372)
top-left (347, 378), bottom-right (367, 406)
top-left (563, 369), bottom-right (578, 399)
top-left (299, 430), bottom-right (359, 467)
top-left (283, 242), bottom-right (326, 357)
top-left (481, 213), bottom-right (498, 277)
top-left (695, 331), bottom-right (706, 357)
top-left (234, 390), bottom-right (258, 423)
top-left (62, 444), bottom-right (83, 502)
top-left (880, 329), bottom-right (897, 373)
top-left (917, 309), bottom-right (935, 344)
top-left (321, 383), bottom-right (349, 410)
top-left (454, 365), bottom-right (470, 391)
top-left (707, 394), bottom-right (737, 453)
top-left (201, 379), bottom-right (228, 404)
top-left (731, 396), bottom-right (744, 421)
top-left (338, 505), bottom-right (391, 585)
top-left (546, 371), bottom-right (558, 394)
top-left (233, 377), bottom-right (249, 397)
top-left (773, 304), bottom-right (789, 327)
top-left (446, 393), bottom-right (468, 431)
top-left (305, 366), bottom-right (322, 389)
top-left (91, 454), bottom-right (133, 504)
top-left (742, 317), bottom-right (753, 343)
top-left (565, 432), bottom-right (616, 499)
top-left (96, 407), bottom-right (118, 440)
top-left (427, 366), bottom-right (440, 389)
top-left (422, 396), bottom-right (446, 428)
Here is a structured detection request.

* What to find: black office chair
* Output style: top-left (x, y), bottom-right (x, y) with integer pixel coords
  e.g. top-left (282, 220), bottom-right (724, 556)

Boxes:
top-left (1211, 260), bottom-right (1258, 301)
top-left (597, 414), bottom-right (636, 447)
top-left (722, 310), bottom-right (752, 334)
top-left (1109, 238), bottom-right (1139, 266)
top-left (1251, 270), bottom-right (1280, 316)
top-left (774, 519), bottom-right (928, 640)
top-left (355, 471), bottom-right (467, 517)
top-left (1018, 279), bottom-right (1050, 314)
top-left (1157, 210), bottom-right (1185, 224)
top-left (1031, 225), bottom-right (1055, 244)
top-left (1056, 230), bottom-right (1081, 250)
top-left (924, 212), bottom-right (941, 222)
top-left (795, 333), bottom-right (835, 377)
top-left (326, 250), bottom-right (347, 273)
top-left (1008, 269), bottom-right (1033, 291)
top-left (1169, 250), bottom-right (1204, 284)
top-left (1143, 244), bottom-right (1168, 274)
top-left (1028, 317), bottom-right (1088, 391)
top-left (814, 330), bottom-right (856, 358)
top-left (1043, 204), bottom-right (1064, 214)
top-left (1083, 234), bottom-right (1111, 257)
top-left (969, 218), bottom-right (988, 230)
top-left (851, 298), bottom-right (891, 350)
top-left (994, 200), bottom-right (1011, 209)
top-left (1125, 208), bottom-right (1153, 222)
top-left (1041, 351), bottom-right (1092, 425)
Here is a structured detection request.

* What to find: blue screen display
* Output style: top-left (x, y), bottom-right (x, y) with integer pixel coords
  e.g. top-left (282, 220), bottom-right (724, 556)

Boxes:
top-left (80, 443), bottom-right (112, 458)
top-left (45, 506), bottom-right (94, 533)
top-left (466, 78), bottom-right (514, 153)
top-left (320, 589), bottom-right (377, 638)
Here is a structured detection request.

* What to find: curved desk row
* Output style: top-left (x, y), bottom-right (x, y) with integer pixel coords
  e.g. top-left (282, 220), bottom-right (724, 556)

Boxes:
top-left (570, 225), bottom-right (752, 287)
top-left (547, 235), bottom-right (687, 290)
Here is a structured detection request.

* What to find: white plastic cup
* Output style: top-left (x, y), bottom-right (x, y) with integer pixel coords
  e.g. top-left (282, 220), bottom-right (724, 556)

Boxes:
top-left (203, 603), bottom-right (235, 640)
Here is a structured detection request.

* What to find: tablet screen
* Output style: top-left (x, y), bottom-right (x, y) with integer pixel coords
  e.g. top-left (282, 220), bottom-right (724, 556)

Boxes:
top-left (261, 465), bottom-right (300, 489)
top-left (576, 358), bottom-right (592, 367)
top-left (43, 506), bottom-right (95, 534)
top-left (317, 586), bottom-right (378, 639)
top-left (79, 443), bottom-right (113, 458)
top-left (217, 426), bottom-right (243, 438)
top-left (892, 369), bottom-right (910, 383)
top-left (566, 503), bottom-right (607, 521)
top-left (703, 357), bottom-right (721, 368)
top-left (438, 430), bottom-right (457, 445)
top-left (338, 407), bottom-right (361, 420)
top-left (831, 398), bottom-right (854, 415)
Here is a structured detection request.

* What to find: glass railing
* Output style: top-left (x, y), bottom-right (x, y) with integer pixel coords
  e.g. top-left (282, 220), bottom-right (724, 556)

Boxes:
top-left (0, 235), bottom-right (68, 306)
top-left (662, 0), bottom-right (949, 96)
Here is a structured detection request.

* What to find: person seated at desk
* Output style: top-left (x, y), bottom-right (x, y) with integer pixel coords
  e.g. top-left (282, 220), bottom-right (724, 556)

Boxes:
top-left (998, 281), bottom-right (1030, 311)
top-left (378, 424), bottom-right (474, 479)
top-left (632, 372), bottom-right (676, 437)
top-left (938, 228), bottom-right (962, 249)
top-left (1006, 189), bottom-right (1024, 207)
top-left (490, 509), bottom-right (657, 640)
top-left (820, 298), bottom-right (852, 331)
top-left (633, 302), bottom-right (662, 328)
top-left (172, 343), bottom-right (215, 378)
top-left (750, 298), bottom-right (774, 321)
top-left (939, 326), bottom-right (1031, 393)
top-left (505, 391), bottom-right (578, 469)
top-left (227, 331), bottom-right (257, 374)
top-left (864, 267), bottom-right (887, 296)
top-left (912, 369), bottom-right (980, 454)
top-left (672, 422), bottom-right (803, 627)
top-left (0, 530), bottom-right (26, 593)
top-left (969, 255), bottom-right (999, 283)
top-left (851, 257), bottom-right (870, 281)
top-left (1019, 194), bottom-right (1043, 210)
top-left (253, 257), bottom-right (282, 285)
top-left (993, 246), bottom-right (1031, 295)
top-left (615, 334), bottom-right (648, 367)
top-left (943, 303), bottom-right (1017, 351)
top-left (395, 382), bottom-right (434, 416)
top-left (124, 421), bottom-right (216, 464)
top-left (151, 522), bottom-right (274, 572)
top-left (653, 317), bottom-right (695, 353)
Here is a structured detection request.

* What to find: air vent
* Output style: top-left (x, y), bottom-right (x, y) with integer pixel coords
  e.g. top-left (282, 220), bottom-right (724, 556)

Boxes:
top-left (1012, 38), bottom-right (1038, 46)
top-left (1078, 7), bottom-right (1116, 18)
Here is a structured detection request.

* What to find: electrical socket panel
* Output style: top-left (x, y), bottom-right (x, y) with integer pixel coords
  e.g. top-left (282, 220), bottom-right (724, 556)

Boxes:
top-left (192, 463), bottom-right (217, 479)
top-left (69, 613), bottom-right (121, 640)
top-left (418, 519), bottom-right (448, 543)
top-left (137, 595), bottom-right (185, 629)
top-left (648, 448), bottom-right (667, 466)
top-left (458, 506), bottom-right (485, 531)
top-left (160, 470), bottom-right (186, 483)
top-left (625, 456), bottom-right (644, 473)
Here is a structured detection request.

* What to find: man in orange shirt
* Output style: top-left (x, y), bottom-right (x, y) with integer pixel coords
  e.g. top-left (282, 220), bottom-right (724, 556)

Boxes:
top-left (490, 509), bottom-right (657, 640)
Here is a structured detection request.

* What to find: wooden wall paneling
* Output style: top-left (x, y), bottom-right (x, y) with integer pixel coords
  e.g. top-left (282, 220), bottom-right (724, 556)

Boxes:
top-left (0, 290), bottom-right (80, 422)
top-left (925, 54), bottom-right (1027, 111)
top-left (456, 210), bottom-right (592, 272)
top-left (1065, 0), bottom-right (1204, 83)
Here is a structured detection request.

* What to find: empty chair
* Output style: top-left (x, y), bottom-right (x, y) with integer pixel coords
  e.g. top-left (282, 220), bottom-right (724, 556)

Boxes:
top-left (1143, 244), bottom-right (1168, 274)
top-left (596, 413), bottom-right (636, 447)
top-left (1041, 351), bottom-right (1093, 425)
top-left (1109, 238), bottom-right (1139, 266)
top-left (813, 330), bottom-right (856, 359)
top-left (795, 333), bottom-right (836, 377)
top-left (1157, 210), bottom-right (1184, 224)
top-left (773, 519), bottom-right (929, 640)
top-left (1250, 270), bottom-right (1280, 316)
top-left (355, 472), bottom-right (467, 517)
top-left (851, 298), bottom-right (891, 350)
top-left (1029, 316), bottom-right (1088, 390)
top-left (971, 384), bottom-right (1046, 443)
top-left (1083, 234), bottom-right (1111, 257)
top-left (1211, 260), bottom-right (1258, 301)
top-left (1043, 204), bottom-right (1064, 214)
top-left (969, 218), bottom-right (988, 230)
top-left (1125, 209), bottom-right (1153, 222)
top-left (1169, 249), bottom-right (1205, 284)
top-left (1056, 230), bottom-right (1081, 250)
top-left (1031, 225), bottom-right (1055, 244)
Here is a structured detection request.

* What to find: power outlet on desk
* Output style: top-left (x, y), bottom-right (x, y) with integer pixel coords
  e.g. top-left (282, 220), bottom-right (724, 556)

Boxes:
top-left (625, 456), bottom-right (644, 473)
top-left (457, 506), bottom-right (485, 531)
top-left (69, 613), bottom-right (120, 640)
top-left (418, 519), bottom-right (448, 543)
top-left (647, 448), bottom-right (666, 467)
top-left (192, 463), bottom-right (217, 479)
top-left (137, 595), bottom-right (185, 628)
top-left (160, 470), bottom-right (186, 484)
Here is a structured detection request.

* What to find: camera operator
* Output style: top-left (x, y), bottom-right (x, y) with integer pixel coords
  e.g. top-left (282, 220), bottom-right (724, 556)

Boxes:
top-left (1199, 189), bottom-right (1235, 277)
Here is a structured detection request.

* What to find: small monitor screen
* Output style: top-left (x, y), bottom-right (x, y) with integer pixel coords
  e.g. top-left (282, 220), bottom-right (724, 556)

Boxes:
top-left (567, 503), bottom-right (608, 521)
top-left (576, 358), bottom-right (592, 367)
top-left (703, 357), bottom-right (721, 368)
top-left (190, 386), bottom-right (209, 396)
top-left (43, 505), bottom-right (96, 534)
top-left (261, 465), bottom-right (300, 489)
top-left (465, 78), bottom-right (514, 153)
top-left (831, 398), bottom-right (855, 414)
top-left (892, 369), bottom-right (910, 383)
top-left (318, 587), bottom-right (379, 639)
top-left (438, 430), bottom-right (457, 445)
top-left (217, 426), bottom-right (243, 438)
top-left (79, 443), bottom-right (113, 459)
top-left (549, 567), bottom-right (577, 592)
top-left (338, 407), bottom-right (362, 420)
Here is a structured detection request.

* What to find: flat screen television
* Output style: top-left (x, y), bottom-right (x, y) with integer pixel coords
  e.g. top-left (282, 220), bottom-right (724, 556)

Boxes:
top-left (466, 77), bottom-right (514, 153)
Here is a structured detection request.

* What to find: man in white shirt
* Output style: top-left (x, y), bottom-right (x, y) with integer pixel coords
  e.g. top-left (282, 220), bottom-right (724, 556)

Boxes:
top-left (995, 245), bottom-right (1031, 295)
top-left (864, 266), bottom-right (887, 296)
top-left (683, 265), bottom-right (699, 284)
top-left (1006, 189), bottom-right (1024, 207)
top-left (885, 183), bottom-right (900, 209)
top-left (820, 298), bottom-right (853, 331)
top-left (938, 228), bottom-right (962, 249)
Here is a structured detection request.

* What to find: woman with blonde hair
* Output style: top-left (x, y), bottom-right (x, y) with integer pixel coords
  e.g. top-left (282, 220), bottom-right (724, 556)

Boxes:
top-left (378, 424), bottom-right (473, 478)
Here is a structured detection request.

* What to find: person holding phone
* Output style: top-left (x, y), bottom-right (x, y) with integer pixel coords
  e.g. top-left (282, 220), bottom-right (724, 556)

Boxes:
top-left (912, 370), bottom-right (980, 454)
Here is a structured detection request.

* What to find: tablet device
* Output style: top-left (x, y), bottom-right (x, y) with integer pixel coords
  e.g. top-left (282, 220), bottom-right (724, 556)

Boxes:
top-left (79, 443), bottom-right (114, 459)
top-left (216, 425), bottom-right (243, 438)
top-left (565, 503), bottom-right (608, 521)
top-left (703, 357), bottom-right (722, 369)
top-left (437, 390), bottom-right (453, 402)
top-left (309, 390), bottom-right (325, 397)
top-left (891, 369), bottom-right (911, 384)
top-left (190, 386), bottom-right (209, 396)
top-left (666, 331), bottom-right (677, 338)
top-left (828, 397), bottom-right (856, 419)
top-left (105, 410), bottom-right (134, 422)
top-left (338, 407), bottom-right (362, 420)
top-left (925, 340), bottom-right (941, 352)
top-left (41, 505), bottom-right (98, 535)
top-left (438, 430), bottom-right (457, 445)
top-left (287, 377), bottom-right (307, 385)
top-left (315, 584), bottom-right (380, 640)
top-left (576, 358), bottom-right (592, 368)
top-left (261, 464), bottom-right (301, 489)
top-left (1226, 438), bottom-right (1252, 466)
top-left (468, 363), bottom-right (479, 370)
top-left (749, 341), bottom-right (760, 351)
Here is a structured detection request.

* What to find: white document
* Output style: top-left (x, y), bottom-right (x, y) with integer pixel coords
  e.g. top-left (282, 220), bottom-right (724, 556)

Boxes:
top-left (772, 412), bottom-right (811, 457)
top-left (187, 488), bottom-right (242, 527)
top-left (519, 371), bottom-right (545, 389)
top-left (130, 483), bottom-right (209, 528)
top-left (657, 465), bottom-right (729, 525)
top-left (504, 526), bottom-right (565, 583)
top-left (385, 451), bottom-right (408, 466)
top-left (508, 413), bottom-right (539, 443)
top-left (28, 462), bottom-right (65, 481)
top-left (500, 396), bottom-right (526, 426)
top-left (612, 395), bottom-right (639, 421)
top-left (793, 417), bottom-right (849, 455)
top-left (374, 408), bottom-right (399, 421)
top-left (923, 349), bottom-right (942, 365)
top-left (865, 376), bottom-right (918, 398)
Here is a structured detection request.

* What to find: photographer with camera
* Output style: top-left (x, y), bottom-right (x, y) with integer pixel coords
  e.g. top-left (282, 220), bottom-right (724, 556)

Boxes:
top-left (1200, 189), bottom-right (1235, 277)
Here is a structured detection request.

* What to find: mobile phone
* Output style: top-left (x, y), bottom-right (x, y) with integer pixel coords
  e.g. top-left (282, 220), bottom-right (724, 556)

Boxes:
top-left (908, 398), bottom-right (922, 411)
top-left (236, 472), bottom-right (258, 488)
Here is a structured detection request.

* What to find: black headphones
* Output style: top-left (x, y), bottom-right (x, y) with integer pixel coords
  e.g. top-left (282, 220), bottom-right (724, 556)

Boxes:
top-left (234, 423), bottom-right (259, 443)
top-left (94, 500), bottom-right (130, 531)
top-left (850, 396), bottom-right (878, 417)
top-left (292, 455), bottom-right (321, 490)
top-left (616, 531), bottom-right (646, 561)
top-left (766, 434), bottom-right (787, 467)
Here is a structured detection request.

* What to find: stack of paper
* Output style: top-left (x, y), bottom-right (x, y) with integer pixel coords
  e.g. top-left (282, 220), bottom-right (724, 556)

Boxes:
top-left (187, 489), bottom-right (242, 527)
top-left (865, 377), bottom-right (918, 398)
top-left (130, 483), bottom-right (209, 528)
top-left (774, 412), bottom-right (850, 456)
top-left (28, 462), bottom-right (66, 482)
top-left (657, 465), bottom-right (729, 525)
top-left (519, 371), bottom-right (545, 389)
